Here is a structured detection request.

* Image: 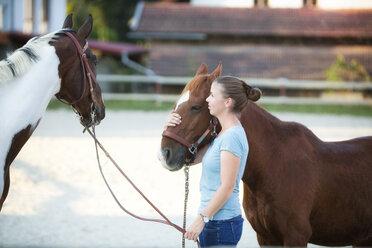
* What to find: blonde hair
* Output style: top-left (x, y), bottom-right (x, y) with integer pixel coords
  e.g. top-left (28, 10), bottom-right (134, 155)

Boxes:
top-left (214, 76), bottom-right (262, 113)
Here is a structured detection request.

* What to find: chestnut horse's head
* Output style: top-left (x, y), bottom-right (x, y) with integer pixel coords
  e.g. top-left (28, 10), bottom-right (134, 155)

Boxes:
top-left (158, 63), bottom-right (222, 171)
top-left (52, 14), bottom-right (105, 127)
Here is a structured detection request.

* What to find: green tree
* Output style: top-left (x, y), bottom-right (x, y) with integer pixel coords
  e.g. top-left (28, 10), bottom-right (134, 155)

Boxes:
top-left (67, 0), bottom-right (158, 42)
top-left (325, 54), bottom-right (371, 82)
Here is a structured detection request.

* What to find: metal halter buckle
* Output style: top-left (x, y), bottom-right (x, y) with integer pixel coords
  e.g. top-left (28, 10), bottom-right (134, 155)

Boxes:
top-left (188, 144), bottom-right (197, 155)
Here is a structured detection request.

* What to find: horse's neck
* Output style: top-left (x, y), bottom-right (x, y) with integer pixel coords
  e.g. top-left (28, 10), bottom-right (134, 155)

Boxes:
top-left (0, 45), bottom-right (61, 176)
top-left (242, 102), bottom-right (282, 141)
top-left (0, 45), bottom-right (61, 124)
top-left (241, 102), bottom-right (284, 183)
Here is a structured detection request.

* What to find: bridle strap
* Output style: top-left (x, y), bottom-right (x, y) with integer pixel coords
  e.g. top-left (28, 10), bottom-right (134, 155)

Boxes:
top-left (56, 31), bottom-right (98, 106)
top-left (162, 117), bottom-right (218, 155)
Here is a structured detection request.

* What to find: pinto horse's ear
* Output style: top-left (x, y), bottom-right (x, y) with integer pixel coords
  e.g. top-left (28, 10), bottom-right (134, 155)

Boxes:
top-left (196, 63), bottom-right (208, 75)
top-left (210, 62), bottom-right (222, 81)
top-left (63, 14), bottom-right (73, 29)
top-left (77, 14), bottom-right (93, 40)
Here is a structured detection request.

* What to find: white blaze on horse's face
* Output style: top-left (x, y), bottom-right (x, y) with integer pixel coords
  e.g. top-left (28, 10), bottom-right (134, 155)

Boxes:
top-left (175, 90), bottom-right (190, 111)
top-left (158, 90), bottom-right (190, 169)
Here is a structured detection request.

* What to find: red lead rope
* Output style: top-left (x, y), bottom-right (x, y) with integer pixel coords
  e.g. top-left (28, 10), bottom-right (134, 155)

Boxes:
top-left (85, 126), bottom-right (201, 247)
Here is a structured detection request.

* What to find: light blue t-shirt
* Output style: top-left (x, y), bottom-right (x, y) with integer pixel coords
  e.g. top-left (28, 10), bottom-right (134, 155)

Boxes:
top-left (198, 125), bottom-right (249, 220)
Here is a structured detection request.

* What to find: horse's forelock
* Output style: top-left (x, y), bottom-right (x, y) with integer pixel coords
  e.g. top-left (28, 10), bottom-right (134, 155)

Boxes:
top-left (183, 75), bottom-right (210, 95)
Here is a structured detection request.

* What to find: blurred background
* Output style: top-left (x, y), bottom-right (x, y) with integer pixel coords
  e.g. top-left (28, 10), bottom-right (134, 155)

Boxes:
top-left (0, 1), bottom-right (372, 247)
top-left (0, 0), bottom-right (371, 112)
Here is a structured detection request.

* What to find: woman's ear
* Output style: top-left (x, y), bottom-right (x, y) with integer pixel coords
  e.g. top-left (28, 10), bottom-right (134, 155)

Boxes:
top-left (225, 98), bottom-right (234, 109)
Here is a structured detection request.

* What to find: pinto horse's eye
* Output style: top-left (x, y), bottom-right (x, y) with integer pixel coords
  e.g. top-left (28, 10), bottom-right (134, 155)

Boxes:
top-left (191, 105), bottom-right (202, 111)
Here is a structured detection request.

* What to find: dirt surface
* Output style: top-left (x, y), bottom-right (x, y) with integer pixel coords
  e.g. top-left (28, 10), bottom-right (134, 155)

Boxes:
top-left (1, 109), bottom-right (371, 247)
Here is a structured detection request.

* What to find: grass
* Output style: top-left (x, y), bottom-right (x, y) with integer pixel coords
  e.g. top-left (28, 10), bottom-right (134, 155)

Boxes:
top-left (47, 99), bottom-right (372, 117)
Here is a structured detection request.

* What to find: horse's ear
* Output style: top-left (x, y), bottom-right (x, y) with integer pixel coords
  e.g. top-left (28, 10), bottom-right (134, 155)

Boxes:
top-left (210, 62), bottom-right (222, 81)
top-left (62, 14), bottom-right (73, 29)
top-left (196, 63), bottom-right (208, 75)
top-left (77, 14), bottom-right (93, 40)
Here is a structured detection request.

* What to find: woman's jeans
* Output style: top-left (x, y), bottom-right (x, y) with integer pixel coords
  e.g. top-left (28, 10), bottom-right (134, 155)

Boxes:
top-left (199, 215), bottom-right (243, 247)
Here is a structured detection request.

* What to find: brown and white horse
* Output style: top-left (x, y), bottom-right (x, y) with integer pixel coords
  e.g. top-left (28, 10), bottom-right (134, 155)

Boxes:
top-left (158, 63), bottom-right (372, 246)
top-left (0, 14), bottom-right (105, 211)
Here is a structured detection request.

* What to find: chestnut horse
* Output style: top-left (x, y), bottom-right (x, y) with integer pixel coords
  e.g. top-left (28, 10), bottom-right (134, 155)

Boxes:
top-left (158, 63), bottom-right (372, 246)
top-left (0, 14), bottom-right (105, 211)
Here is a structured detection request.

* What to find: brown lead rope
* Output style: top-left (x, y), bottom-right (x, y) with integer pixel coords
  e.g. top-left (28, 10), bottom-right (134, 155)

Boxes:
top-left (85, 126), bottom-right (201, 248)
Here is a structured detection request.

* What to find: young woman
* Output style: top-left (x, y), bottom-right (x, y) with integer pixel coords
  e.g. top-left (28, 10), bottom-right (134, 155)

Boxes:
top-left (165, 76), bottom-right (261, 247)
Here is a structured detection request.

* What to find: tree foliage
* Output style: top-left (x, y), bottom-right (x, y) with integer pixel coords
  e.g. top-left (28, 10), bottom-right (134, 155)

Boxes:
top-left (67, 0), bottom-right (158, 42)
top-left (325, 54), bottom-right (371, 82)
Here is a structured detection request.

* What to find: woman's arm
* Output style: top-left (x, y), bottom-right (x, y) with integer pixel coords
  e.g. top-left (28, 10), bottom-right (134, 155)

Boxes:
top-left (184, 150), bottom-right (241, 241)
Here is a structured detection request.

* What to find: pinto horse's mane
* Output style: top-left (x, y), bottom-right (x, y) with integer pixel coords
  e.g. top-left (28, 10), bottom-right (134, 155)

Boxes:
top-left (0, 29), bottom-right (71, 86)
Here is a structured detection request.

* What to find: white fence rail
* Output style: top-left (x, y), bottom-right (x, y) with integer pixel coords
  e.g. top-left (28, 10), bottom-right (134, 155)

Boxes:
top-left (97, 74), bottom-right (372, 105)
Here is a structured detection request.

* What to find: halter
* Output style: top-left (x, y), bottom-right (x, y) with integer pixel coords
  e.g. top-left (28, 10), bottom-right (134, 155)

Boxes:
top-left (55, 31), bottom-right (99, 107)
top-left (162, 117), bottom-right (218, 162)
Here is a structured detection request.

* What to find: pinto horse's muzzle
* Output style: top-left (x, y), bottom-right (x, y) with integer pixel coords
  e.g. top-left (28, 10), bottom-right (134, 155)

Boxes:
top-left (78, 102), bottom-right (105, 128)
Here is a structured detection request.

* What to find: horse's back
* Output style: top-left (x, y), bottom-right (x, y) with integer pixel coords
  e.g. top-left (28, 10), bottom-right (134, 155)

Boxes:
top-left (268, 123), bottom-right (372, 245)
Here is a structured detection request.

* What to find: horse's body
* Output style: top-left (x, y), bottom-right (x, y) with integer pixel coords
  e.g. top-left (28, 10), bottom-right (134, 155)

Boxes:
top-left (159, 63), bottom-right (372, 246)
top-left (240, 104), bottom-right (372, 246)
top-left (0, 15), bottom-right (105, 211)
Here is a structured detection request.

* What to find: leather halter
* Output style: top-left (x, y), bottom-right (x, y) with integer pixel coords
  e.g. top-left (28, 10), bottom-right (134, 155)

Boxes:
top-left (55, 31), bottom-right (99, 106)
top-left (162, 117), bottom-right (218, 156)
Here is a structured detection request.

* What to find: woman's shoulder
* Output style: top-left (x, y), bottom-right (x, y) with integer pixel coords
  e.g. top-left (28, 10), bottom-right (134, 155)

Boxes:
top-left (221, 126), bottom-right (247, 144)
top-left (225, 125), bottom-right (246, 137)
top-left (219, 126), bottom-right (248, 157)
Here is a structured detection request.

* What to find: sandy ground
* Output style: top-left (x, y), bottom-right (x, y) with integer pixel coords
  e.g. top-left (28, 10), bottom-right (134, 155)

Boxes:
top-left (1, 109), bottom-right (372, 248)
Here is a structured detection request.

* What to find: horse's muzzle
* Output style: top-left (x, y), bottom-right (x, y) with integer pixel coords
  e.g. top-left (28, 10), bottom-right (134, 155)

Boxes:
top-left (157, 146), bottom-right (185, 171)
top-left (80, 105), bottom-right (105, 127)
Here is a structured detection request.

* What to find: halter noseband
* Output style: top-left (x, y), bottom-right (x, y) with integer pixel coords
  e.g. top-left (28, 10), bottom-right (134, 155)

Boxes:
top-left (162, 117), bottom-right (218, 162)
top-left (56, 31), bottom-right (99, 107)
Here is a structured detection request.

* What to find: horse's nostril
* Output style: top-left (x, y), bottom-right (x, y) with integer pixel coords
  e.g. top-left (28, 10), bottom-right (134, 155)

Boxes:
top-left (164, 148), bottom-right (170, 161)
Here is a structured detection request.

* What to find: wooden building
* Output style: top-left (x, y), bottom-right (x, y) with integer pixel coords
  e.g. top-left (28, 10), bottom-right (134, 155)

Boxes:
top-left (129, 1), bottom-right (372, 80)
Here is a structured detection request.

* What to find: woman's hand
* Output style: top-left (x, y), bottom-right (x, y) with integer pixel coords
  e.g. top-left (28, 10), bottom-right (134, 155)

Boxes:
top-left (164, 111), bottom-right (181, 129)
top-left (184, 215), bottom-right (205, 242)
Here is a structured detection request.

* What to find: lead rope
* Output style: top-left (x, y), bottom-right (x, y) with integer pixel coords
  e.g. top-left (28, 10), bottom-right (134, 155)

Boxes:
top-left (182, 166), bottom-right (190, 248)
top-left (86, 126), bottom-right (200, 248)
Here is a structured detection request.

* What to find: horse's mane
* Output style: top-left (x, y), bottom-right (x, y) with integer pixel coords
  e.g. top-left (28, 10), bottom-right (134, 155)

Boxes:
top-left (0, 30), bottom-right (65, 86)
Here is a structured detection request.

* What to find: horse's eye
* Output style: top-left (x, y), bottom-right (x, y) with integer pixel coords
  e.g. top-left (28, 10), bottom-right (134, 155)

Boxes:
top-left (191, 105), bottom-right (202, 111)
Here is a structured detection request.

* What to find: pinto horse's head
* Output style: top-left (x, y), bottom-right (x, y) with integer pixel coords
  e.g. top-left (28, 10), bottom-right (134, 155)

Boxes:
top-left (52, 14), bottom-right (105, 127)
top-left (158, 63), bottom-right (222, 171)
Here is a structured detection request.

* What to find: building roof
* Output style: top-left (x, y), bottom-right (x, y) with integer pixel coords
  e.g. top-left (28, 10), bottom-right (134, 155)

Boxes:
top-left (131, 2), bottom-right (372, 39)
top-left (87, 40), bottom-right (147, 57)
